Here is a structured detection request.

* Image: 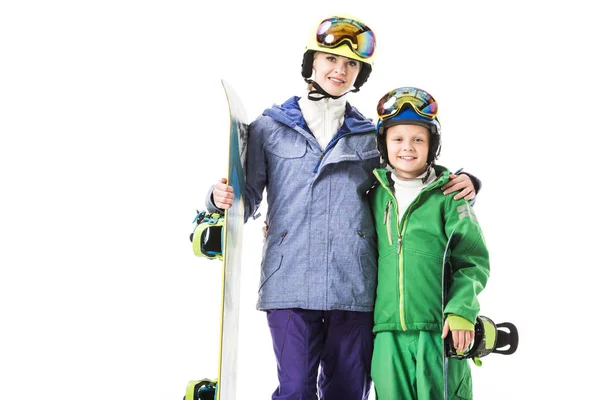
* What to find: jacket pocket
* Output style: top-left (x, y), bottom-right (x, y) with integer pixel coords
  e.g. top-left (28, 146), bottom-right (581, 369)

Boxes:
top-left (258, 254), bottom-right (283, 293)
top-left (453, 365), bottom-right (473, 399)
top-left (383, 200), bottom-right (393, 246)
top-left (359, 252), bottom-right (377, 282)
top-left (265, 135), bottom-right (307, 158)
top-left (356, 149), bottom-right (380, 160)
top-left (357, 230), bottom-right (377, 282)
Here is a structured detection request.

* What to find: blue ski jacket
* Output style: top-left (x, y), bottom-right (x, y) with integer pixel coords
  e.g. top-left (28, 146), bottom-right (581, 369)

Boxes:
top-left (209, 96), bottom-right (380, 311)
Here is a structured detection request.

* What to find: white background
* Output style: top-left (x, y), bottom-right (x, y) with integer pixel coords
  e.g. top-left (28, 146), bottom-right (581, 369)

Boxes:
top-left (1, 1), bottom-right (598, 399)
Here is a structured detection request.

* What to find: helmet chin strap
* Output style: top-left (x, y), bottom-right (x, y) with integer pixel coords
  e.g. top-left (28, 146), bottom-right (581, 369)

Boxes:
top-left (305, 78), bottom-right (358, 101)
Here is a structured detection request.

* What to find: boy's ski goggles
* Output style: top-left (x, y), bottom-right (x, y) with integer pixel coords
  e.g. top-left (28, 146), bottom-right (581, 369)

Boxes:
top-left (377, 87), bottom-right (438, 120)
top-left (316, 17), bottom-right (376, 59)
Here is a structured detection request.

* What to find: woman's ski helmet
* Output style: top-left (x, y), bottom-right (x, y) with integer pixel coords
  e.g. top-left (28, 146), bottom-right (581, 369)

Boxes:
top-left (375, 87), bottom-right (442, 166)
top-left (301, 15), bottom-right (376, 91)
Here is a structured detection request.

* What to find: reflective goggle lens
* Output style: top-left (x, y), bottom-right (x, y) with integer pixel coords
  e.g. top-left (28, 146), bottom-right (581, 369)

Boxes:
top-left (316, 17), bottom-right (376, 58)
top-left (377, 87), bottom-right (438, 120)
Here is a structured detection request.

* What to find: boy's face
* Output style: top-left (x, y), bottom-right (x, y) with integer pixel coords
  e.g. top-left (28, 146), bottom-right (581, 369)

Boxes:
top-left (312, 51), bottom-right (361, 97)
top-left (385, 124), bottom-right (430, 180)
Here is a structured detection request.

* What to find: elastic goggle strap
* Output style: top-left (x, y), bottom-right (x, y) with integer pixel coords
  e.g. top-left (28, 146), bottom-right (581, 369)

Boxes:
top-left (316, 17), bottom-right (375, 59)
top-left (377, 87), bottom-right (438, 121)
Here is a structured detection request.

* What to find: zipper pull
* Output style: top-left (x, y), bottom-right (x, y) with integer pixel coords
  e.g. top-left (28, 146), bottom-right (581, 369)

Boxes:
top-left (397, 235), bottom-right (402, 254)
top-left (279, 232), bottom-right (288, 245)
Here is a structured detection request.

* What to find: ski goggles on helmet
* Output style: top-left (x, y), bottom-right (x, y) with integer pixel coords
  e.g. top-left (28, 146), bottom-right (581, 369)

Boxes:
top-left (316, 17), bottom-right (376, 59)
top-left (377, 87), bottom-right (438, 121)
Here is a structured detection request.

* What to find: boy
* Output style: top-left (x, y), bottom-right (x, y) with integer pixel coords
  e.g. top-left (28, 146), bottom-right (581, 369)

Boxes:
top-left (369, 87), bottom-right (490, 399)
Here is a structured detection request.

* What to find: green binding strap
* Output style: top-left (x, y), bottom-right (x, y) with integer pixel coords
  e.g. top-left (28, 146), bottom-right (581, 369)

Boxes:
top-left (185, 379), bottom-right (217, 400)
top-left (446, 315), bottom-right (519, 366)
top-left (191, 211), bottom-right (224, 260)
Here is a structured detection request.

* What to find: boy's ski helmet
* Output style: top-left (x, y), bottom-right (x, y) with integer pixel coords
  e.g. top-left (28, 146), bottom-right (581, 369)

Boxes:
top-left (375, 87), bottom-right (442, 166)
top-left (301, 15), bottom-right (376, 91)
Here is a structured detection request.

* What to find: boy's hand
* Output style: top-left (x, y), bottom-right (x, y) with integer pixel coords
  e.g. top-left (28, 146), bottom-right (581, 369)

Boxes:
top-left (213, 178), bottom-right (235, 209)
top-left (442, 320), bottom-right (475, 353)
top-left (441, 174), bottom-right (475, 201)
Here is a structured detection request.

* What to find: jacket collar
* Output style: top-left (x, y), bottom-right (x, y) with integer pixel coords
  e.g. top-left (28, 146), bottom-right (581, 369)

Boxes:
top-left (373, 165), bottom-right (451, 189)
top-left (263, 96), bottom-right (375, 137)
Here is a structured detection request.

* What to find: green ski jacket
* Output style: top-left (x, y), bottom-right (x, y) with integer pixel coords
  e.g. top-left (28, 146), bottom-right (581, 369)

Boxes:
top-left (369, 165), bottom-right (490, 333)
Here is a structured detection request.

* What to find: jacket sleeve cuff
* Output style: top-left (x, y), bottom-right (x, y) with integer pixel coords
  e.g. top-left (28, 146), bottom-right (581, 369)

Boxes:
top-left (205, 185), bottom-right (224, 213)
top-left (447, 314), bottom-right (475, 331)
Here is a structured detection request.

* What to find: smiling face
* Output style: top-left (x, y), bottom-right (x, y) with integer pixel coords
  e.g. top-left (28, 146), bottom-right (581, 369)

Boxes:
top-left (385, 124), bottom-right (430, 180)
top-left (312, 51), bottom-right (361, 97)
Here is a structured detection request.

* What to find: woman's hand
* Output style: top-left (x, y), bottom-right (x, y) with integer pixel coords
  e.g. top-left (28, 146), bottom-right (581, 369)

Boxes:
top-left (441, 174), bottom-right (475, 201)
top-left (213, 178), bottom-right (235, 209)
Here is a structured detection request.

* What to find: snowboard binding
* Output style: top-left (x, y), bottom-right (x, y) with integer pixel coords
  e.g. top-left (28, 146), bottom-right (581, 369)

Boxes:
top-left (190, 210), bottom-right (224, 260)
top-left (445, 315), bottom-right (519, 365)
top-left (184, 379), bottom-right (217, 400)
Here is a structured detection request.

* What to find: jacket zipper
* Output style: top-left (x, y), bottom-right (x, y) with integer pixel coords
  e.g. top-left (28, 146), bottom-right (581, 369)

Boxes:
top-left (376, 169), bottom-right (448, 332)
top-left (384, 200), bottom-right (392, 246)
top-left (397, 206), bottom-right (407, 331)
top-left (382, 185), bottom-right (408, 331)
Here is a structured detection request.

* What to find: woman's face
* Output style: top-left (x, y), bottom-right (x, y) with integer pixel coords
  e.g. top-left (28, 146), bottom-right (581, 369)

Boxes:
top-left (312, 51), bottom-right (361, 97)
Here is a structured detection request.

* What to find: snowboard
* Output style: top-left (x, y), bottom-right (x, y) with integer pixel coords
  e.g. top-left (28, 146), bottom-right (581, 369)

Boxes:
top-left (441, 229), bottom-right (455, 400)
top-left (186, 80), bottom-right (248, 400)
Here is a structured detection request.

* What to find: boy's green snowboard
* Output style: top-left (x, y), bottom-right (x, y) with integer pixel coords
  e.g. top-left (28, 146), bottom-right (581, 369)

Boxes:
top-left (441, 230), bottom-right (454, 400)
top-left (186, 80), bottom-right (248, 400)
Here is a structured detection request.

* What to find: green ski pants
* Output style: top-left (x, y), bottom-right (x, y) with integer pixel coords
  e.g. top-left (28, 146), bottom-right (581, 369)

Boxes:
top-left (371, 331), bottom-right (472, 399)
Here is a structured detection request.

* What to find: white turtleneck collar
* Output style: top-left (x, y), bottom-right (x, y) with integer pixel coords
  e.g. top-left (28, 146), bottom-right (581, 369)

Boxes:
top-left (298, 93), bottom-right (347, 151)
top-left (387, 165), bottom-right (438, 188)
top-left (387, 165), bottom-right (438, 220)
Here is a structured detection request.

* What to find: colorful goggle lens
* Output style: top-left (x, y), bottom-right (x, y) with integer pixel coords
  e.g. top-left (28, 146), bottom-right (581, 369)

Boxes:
top-left (316, 17), bottom-right (376, 59)
top-left (377, 87), bottom-right (438, 120)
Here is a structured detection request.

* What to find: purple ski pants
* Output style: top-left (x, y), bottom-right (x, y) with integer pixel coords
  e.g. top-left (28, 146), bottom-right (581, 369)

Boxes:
top-left (266, 309), bottom-right (374, 400)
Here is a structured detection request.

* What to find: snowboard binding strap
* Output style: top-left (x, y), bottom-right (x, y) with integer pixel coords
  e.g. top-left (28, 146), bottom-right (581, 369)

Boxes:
top-left (446, 315), bottom-right (519, 366)
top-left (190, 210), bottom-right (224, 260)
top-left (184, 379), bottom-right (217, 400)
